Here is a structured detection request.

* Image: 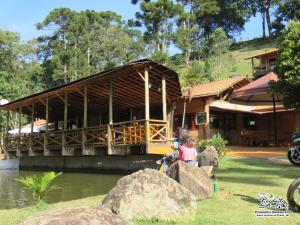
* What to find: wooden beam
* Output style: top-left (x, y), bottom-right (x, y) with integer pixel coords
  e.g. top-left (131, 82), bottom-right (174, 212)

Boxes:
top-left (182, 98), bottom-right (186, 128)
top-left (162, 76), bottom-right (167, 121)
top-left (56, 93), bottom-right (65, 103)
top-left (4, 111), bottom-right (9, 152)
top-left (144, 67), bottom-right (150, 149)
top-left (109, 79), bottom-right (113, 125)
top-left (64, 92), bottom-right (68, 130)
top-left (108, 79), bottom-right (113, 155)
top-left (45, 97), bottom-right (49, 133)
top-left (145, 68), bottom-right (150, 120)
top-left (17, 105), bottom-right (22, 153)
top-left (83, 86), bottom-right (88, 128)
top-left (133, 67), bottom-right (145, 81)
top-left (31, 103), bottom-right (35, 134)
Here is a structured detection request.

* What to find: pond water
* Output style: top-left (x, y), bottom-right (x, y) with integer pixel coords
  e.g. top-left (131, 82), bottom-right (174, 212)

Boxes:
top-left (0, 170), bottom-right (122, 209)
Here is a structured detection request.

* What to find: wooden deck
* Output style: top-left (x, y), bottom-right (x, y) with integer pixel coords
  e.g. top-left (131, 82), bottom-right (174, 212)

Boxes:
top-left (5, 119), bottom-right (172, 157)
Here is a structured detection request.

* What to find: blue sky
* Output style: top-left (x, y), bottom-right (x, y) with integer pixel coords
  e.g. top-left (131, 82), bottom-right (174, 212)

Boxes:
top-left (0, 0), bottom-right (263, 54)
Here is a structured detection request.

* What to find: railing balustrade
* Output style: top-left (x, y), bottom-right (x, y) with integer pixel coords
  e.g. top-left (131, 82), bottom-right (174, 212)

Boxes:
top-left (85, 126), bottom-right (107, 145)
top-left (4, 119), bottom-right (170, 152)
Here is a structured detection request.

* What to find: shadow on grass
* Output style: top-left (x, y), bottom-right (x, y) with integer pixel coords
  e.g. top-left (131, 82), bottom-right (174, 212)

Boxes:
top-left (219, 175), bottom-right (279, 186)
top-left (234, 194), bottom-right (259, 204)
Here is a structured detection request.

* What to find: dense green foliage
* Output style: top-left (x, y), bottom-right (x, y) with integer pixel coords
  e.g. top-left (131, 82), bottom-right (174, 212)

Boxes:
top-left (16, 172), bottom-right (62, 202)
top-left (198, 133), bottom-right (228, 158)
top-left (271, 21), bottom-right (300, 108)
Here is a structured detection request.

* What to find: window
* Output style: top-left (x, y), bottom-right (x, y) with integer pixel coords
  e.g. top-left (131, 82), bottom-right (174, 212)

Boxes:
top-left (210, 112), bottom-right (237, 129)
top-left (243, 117), bottom-right (256, 130)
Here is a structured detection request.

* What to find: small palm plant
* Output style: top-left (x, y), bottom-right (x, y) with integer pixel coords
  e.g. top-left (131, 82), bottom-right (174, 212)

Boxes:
top-left (16, 171), bottom-right (62, 202)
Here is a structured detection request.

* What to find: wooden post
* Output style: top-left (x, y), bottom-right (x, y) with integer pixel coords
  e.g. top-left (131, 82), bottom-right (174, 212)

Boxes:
top-left (82, 86), bottom-right (88, 154)
top-left (182, 98), bottom-right (187, 128)
top-left (45, 97), bottom-right (49, 133)
top-left (162, 76), bottom-right (169, 138)
top-left (162, 76), bottom-right (167, 121)
top-left (29, 103), bottom-right (34, 154)
top-left (204, 99), bottom-right (210, 139)
top-left (4, 111), bottom-right (9, 154)
top-left (62, 92), bottom-right (68, 153)
top-left (31, 103), bottom-right (35, 134)
top-left (64, 92), bottom-right (68, 131)
top-left (145, 68), bottom-right (150, 149)
top-left (83, 86), bottom-right (88, 129)
top-left (107, 80), bottom-right (113, 155)
top-left (168, 103), bottom-right (175, 138)
top-left (17, 106), bottom-right (22, 154)
top-left (44, 98), bottom-right (49, 156)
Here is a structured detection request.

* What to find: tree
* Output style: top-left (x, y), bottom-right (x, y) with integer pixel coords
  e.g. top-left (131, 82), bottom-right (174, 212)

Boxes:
top-left (202, 28), bottom-right (234, 80)
top-left (181, 61), bottom-right (210, 86)
top-left (193, 0), bottom-right (252, 38)
top-left (37, 9), bottom-right (146, 86)
top-left (173, 1), bottom-right (201, 67)
top-left (131, 0), bottom-right (183, 53)
top-left (251, 0), bottom-right (281, 37)
top-left (271, 21), bottom-right (300, 108)
top-left (273, 0), bottom-right (300, 34)
top-left (16, 172), bottom-right (62, 202)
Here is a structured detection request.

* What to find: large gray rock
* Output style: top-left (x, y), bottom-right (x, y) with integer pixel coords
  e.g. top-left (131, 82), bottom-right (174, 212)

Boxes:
top-left (198, 146), bottom-right (219, 167)
top-left (21, 205), bottom-right (132, 225)
top-left (102, 168), bottom-right (196, 221)
top-left (166, 160), bottom-right (213, 200)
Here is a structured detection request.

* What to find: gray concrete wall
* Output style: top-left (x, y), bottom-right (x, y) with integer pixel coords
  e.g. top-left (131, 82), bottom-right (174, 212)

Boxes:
top-left (19, 155), bottom-right (162, 173)
top-left (0, 159), bottom-right (19, 170)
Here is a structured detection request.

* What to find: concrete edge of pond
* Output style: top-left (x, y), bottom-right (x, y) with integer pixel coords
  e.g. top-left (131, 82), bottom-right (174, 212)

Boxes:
top-left (0, 159), bottom-right (19, 170)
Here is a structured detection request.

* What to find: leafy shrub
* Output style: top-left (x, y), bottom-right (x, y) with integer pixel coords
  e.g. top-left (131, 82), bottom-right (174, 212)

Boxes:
top-left (198, 133), bottom-right (228, 158)
top-left (16, 171), bottom-right (62, 202)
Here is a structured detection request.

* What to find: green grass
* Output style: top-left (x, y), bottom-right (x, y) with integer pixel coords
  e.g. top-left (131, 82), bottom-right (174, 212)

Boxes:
top-left (230, 36), bottom-right (279, 77)
top-left (1, 156), bottom-right (300, 225)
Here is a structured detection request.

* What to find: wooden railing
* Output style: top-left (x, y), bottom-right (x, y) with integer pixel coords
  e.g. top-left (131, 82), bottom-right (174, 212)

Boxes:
top-left (149, 120), bottom-right (168, 142)
top-left (4, 119), bottom-right (170, 152)
top-left (19, 134), bottom-right (30, 151)
top-left (111, 120), bottom-right (146, 145)
top-left (6, 136), bottom-right (18, 152)
top-left (85, 126), bottom-right (107, 145)
top-left (64, 129), bottom-right (82, 146)
top-left (45, 131), bottom-right (62, 149)
top-left (31, 133), bottom-right (44, 150)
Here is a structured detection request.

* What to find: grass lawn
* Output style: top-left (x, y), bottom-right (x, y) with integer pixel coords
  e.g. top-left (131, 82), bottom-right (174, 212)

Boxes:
top-left (1, 156), bottom-right (300, 225)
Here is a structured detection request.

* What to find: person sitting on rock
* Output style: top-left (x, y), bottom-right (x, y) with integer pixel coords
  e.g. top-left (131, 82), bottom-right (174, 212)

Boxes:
top-left (156, 131), bottom-right (181, 171)
top-left (179, 134), bottom-right (198, 167)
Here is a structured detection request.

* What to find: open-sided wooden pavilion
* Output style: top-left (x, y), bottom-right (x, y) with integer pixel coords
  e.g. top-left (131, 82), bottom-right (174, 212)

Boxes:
top-left (0, 59), bottom-right (181, 158)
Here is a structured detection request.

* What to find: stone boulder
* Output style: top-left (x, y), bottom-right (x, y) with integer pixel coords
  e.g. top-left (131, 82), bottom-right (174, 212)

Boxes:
top-left (21, 205), bottom-right (132, 225)
top-left (166, 160), bottom-right (213, 200)
top-left (102, 168), bottom-right (196, 221)
top-left (198, 146), bottom-right (219, 167)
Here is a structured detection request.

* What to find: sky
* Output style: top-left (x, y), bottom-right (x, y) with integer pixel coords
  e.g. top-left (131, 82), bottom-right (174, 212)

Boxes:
top-left (0, 0), bottom-right (263, 55)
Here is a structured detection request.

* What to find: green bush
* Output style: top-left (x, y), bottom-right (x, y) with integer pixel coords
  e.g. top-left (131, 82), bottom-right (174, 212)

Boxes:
top-left (198, 133), bottom-right (228, 158)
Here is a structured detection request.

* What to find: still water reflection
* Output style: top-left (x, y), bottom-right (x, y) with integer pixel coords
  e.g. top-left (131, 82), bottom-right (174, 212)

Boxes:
top-left (0, 170), bottom-right (122, 209)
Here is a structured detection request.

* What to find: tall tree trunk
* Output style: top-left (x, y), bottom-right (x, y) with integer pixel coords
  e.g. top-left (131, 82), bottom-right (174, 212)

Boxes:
top-left (265, 7), bottom-right (272, 36)
top-left (63, 34), bottom-right (67, 84)
top-left (261, 11), bottom-right (266, 38)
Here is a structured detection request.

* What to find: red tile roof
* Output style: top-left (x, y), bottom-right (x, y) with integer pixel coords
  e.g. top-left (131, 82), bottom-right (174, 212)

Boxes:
top-left (186, 76), bottom-right (249, 98)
